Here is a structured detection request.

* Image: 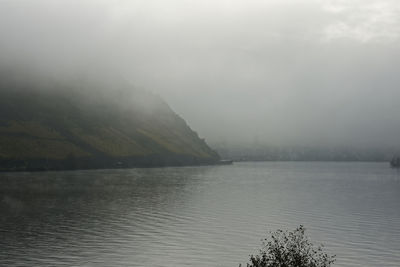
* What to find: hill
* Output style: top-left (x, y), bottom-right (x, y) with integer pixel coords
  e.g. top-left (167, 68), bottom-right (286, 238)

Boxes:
top-left (0, 74), bottom-right (219, 171)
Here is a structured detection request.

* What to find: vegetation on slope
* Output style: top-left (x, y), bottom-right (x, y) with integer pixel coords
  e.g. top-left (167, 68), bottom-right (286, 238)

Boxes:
top-left (0, 74), bottom-right (219, 171)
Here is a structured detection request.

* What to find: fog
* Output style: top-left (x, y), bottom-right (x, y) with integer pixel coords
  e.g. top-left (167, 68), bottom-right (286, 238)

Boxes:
top-left (1, 0), bottom-right (400, 150)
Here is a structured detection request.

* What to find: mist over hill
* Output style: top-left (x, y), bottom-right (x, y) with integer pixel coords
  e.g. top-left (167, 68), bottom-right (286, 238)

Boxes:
top-left (1, 0), bottom-right (400, 163)
top-left (0, 71), bottom-right (219, 171)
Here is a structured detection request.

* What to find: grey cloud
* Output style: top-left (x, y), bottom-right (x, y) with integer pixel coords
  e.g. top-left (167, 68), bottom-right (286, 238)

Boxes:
top-left (1, 0), bottom-right (400, 150)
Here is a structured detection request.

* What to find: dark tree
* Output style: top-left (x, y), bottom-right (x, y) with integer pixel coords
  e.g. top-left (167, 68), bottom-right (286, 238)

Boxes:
top-left (242, 225), bottom-right (335, 267)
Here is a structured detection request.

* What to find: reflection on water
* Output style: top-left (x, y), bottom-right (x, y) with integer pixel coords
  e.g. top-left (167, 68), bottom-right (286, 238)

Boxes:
top-left (1, 162), bottom-right (400, 267)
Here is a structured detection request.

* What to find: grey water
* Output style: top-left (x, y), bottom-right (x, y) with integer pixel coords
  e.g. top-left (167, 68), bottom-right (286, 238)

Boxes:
top-left (1, 162), bottom-right (399, 267)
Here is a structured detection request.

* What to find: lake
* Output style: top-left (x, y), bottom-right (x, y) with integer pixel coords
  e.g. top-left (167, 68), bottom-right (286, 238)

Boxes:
top-left (1, 162), bottom-right (399, 266)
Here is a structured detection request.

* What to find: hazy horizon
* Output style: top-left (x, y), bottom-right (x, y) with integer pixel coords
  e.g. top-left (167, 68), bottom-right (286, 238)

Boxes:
top-left (1, 0), bottom-right (400, 150)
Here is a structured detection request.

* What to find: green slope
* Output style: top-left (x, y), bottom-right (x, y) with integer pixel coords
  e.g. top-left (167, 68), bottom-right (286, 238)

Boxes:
top-left (0, 77), bottom-right (219, 171)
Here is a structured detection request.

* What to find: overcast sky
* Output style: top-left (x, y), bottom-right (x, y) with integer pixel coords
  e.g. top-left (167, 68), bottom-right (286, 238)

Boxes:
top-left (1, 0), bottom-right (400, 148)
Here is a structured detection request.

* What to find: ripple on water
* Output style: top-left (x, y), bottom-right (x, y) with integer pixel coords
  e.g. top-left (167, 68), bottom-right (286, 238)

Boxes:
top-left (1, 162), bottom-right (400, 266)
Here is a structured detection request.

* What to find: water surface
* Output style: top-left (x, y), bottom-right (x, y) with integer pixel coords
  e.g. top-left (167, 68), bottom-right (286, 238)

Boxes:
top-left (1, 162), bottom-right (399, 266)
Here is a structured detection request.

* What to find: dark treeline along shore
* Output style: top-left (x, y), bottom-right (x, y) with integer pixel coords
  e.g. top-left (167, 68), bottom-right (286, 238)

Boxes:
top-left (0, 71), bottom-right (220, 171)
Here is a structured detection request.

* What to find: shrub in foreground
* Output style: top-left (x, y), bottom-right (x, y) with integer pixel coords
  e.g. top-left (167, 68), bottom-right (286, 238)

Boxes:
top-left (241, 225), bottom-right (335, 267)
